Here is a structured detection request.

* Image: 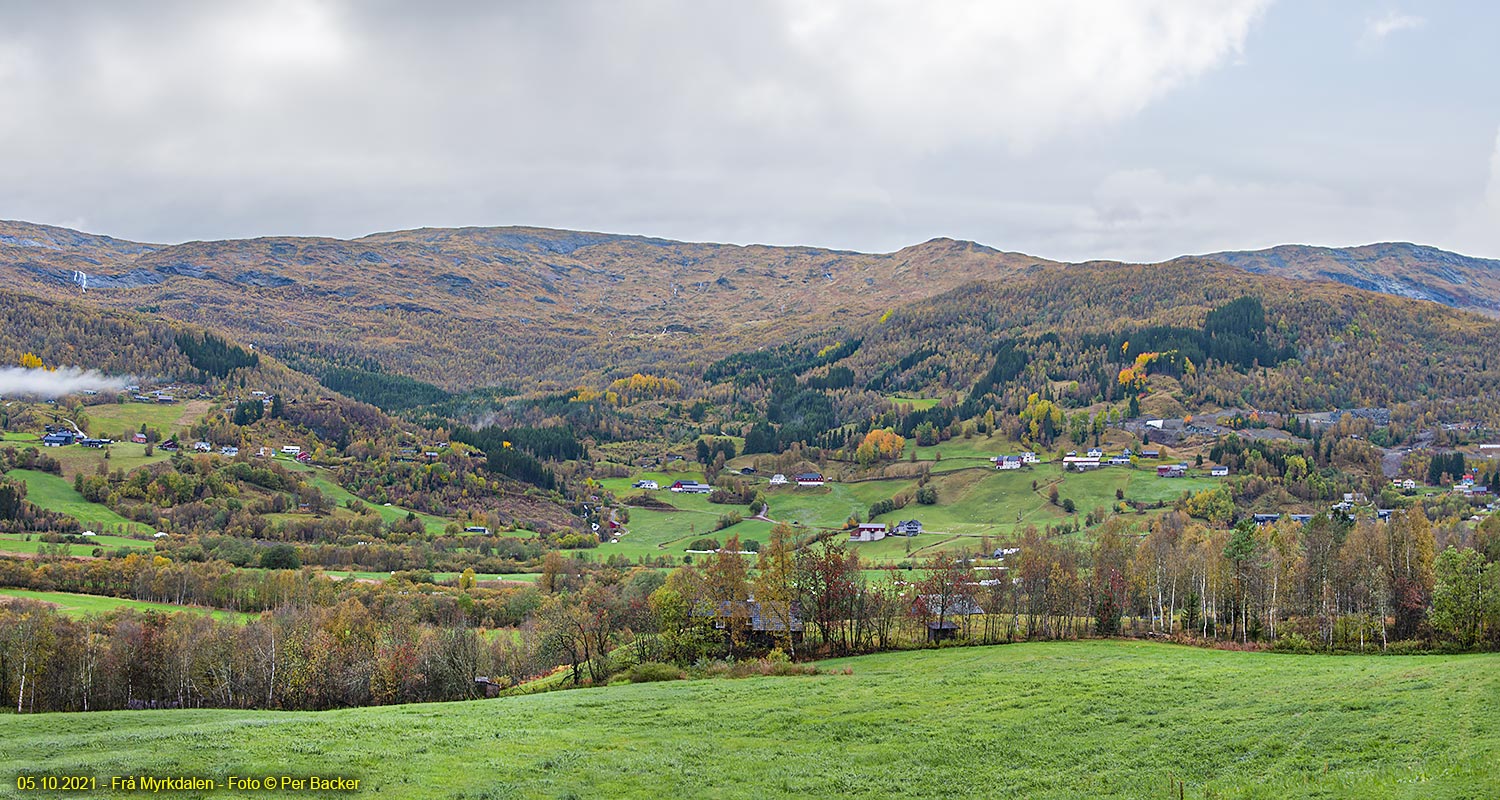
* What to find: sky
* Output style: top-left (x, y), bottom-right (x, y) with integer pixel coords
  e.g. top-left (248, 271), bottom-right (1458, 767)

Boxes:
top-left (1, 0), bottom-right (1497, 262)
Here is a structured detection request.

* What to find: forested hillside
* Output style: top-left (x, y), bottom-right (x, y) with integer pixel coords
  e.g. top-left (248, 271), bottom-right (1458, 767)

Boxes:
top-left (709, 260), bottom-right (1500, 459)
top-left (0, 288), bottom-right (585, 540)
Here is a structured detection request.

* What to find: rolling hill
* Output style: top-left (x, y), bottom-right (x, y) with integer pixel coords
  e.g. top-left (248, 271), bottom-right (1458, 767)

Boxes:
top-left (0, 220), bottom-right (1052, 389)
top-left (5, 219), bottom-right (1498, 394)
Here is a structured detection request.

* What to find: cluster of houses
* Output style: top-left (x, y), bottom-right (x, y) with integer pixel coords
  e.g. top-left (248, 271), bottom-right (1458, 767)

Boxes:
top-left (991, 447), bottom-right (1229, 478)
top-left (992, 452), bottom-right (1040, 470)
top-left (41, 430), bottom-right (86, 447)
top-left (1455, 474), bottom-right (1492, 497)
top-left (38, 426), bottom-right (252, 459)
top-left (849, 519), bottom-right (923, 542)
top-left (128, 388), bottom-right (180, 404)
top-left (1253, 508), bottom-right (1395, 526)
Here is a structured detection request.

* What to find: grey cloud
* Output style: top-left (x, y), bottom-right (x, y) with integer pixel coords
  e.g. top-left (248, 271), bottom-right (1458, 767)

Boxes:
top-left (0, 1), bottom-right (1495, 262)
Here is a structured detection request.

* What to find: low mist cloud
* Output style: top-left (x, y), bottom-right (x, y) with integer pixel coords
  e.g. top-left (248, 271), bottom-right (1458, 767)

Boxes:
top-left (0, 367), bottom-right (132, 398)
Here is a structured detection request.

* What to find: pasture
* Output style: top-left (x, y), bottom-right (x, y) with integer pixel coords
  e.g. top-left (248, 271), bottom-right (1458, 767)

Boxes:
top-left (3, 468), bottom-right (153, 535)
top-left (0, 588), bottom-right (254, 622)
top-left (0, 532), bottom-right (149, 557)
top-left (80, 399), bottom-right (210, 438)
top-left (36, 441), bottom-right (173, 480)
top-left (594, 459), bottom-right (1224, 564)
top-left (0, 641), bottom-right (1494, 798)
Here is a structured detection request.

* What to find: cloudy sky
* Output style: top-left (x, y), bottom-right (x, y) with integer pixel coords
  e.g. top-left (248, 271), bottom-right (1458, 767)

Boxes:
top-left (1, 1), bottom-right (1497, 262)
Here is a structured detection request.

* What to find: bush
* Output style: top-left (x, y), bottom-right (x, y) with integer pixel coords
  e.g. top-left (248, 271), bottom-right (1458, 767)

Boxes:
top-left (687, 537), bottom-right (722, 551)
top-left (1382, 639), bottom-right (1434, 656)
top-left (1269, 632), bottom-right (1318, 654)
top-left (915, 486), bottom-right (938, 505)
top-left (260, 544), bottom-right (301, 570)
top-left (714, 511), bottom-right (743, 531)
top-left (626, 662), bottom-right (685, 683)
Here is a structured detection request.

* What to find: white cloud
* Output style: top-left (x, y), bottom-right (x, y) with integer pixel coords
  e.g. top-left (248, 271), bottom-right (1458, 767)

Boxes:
top-left (1452, 127), bottom-right (1500, 255)
top-left (1362, 10), bottom-right (1425, 44)
top-left (775, 0), bottom-right (1271, 150)
top-left (0, 367), bottom-right (130, 398)
top-left (2, 2), bottom-right (1495, 264)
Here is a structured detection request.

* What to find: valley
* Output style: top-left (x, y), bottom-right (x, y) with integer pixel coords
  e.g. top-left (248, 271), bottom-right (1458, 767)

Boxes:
top-left (2, 220), bottom-right (1499, 800)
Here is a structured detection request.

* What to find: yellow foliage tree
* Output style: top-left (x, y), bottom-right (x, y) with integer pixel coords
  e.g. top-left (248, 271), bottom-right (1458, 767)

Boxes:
top-left (854, 428), bottom-right (906, 465)
top-left (18, 352), bottom-right (43, 369)
top-left (606, 373), bottom-right (683, 403)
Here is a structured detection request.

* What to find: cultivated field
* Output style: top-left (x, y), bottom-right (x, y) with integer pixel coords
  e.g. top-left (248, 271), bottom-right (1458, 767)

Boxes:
top-left (0, 641), bottom-right (1493, 798)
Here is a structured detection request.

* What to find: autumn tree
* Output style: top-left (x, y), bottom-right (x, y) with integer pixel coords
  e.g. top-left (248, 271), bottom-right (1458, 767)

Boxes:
top-left (752, 523), bottom-right (798, 655)
top-left (1430, 547), bottom-right (1497, 648)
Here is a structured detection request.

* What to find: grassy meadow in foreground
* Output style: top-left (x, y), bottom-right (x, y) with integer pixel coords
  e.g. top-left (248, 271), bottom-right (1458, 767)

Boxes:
top-left (1, 641), bottom-right (1495, 799)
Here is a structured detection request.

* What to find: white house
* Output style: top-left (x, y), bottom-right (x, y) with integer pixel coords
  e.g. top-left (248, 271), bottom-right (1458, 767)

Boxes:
top-left (769, 473), bottom-right (789, 486)
top-left (1210, 466), bottom-right (1230, 477)
top-left (893, 519), bottom-right (923, 536)
top-left (281, 445), bottom-right (301, 456)
top-left (849, 522), bottom-right (887, 542)
top-left (633, 479), bottom-right (660, 490)
top-left (1086, 448), bottom-right (1104, 459)
top-left (1021, 452), bottom-right (1040, 464)
top-left (1063, 456), bottom-right (1101, 472)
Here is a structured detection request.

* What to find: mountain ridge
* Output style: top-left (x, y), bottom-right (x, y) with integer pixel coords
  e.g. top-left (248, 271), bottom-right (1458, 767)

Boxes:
top-left (2, 219), bottom-right (1497, 390)
top-left (1194, 241), bottom-right (1500, 315)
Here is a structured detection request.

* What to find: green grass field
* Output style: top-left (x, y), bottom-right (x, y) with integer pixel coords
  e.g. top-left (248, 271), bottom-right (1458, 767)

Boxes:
top-left (0, 532), bottom-right (150, 557)
top-left (0, 589), bottom-right (254, 622)
top-left (887, 395), bottom-right (941, 410)
top-left (80, 399), bottom-right (209, 438)
top-left (1, 641), bottom-right (1493, 799)
top-left (39, 441), bottom-right (174, 480)
top-left (3, 469), bottom-right (153, 535)
top-left (595, 459), bottom-right (1225, 564)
